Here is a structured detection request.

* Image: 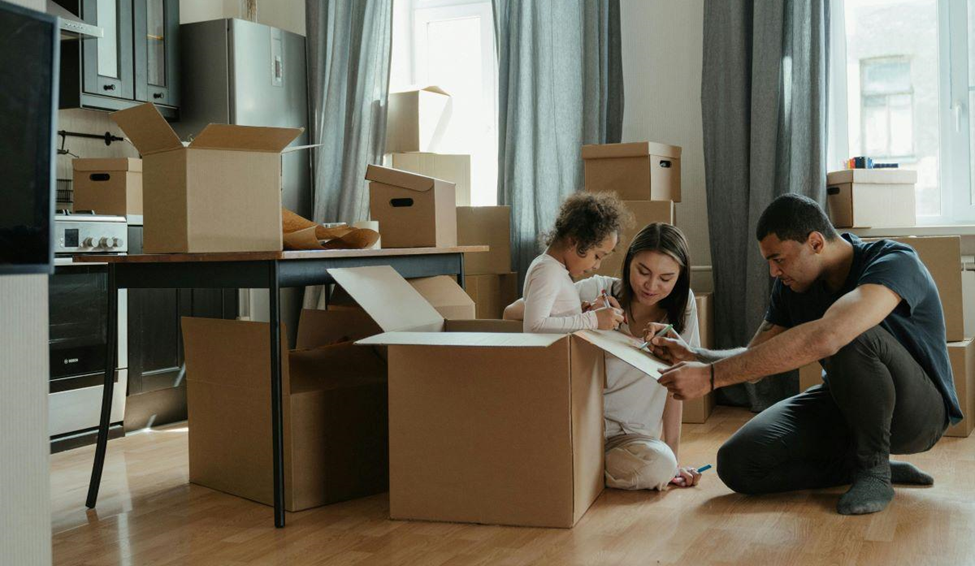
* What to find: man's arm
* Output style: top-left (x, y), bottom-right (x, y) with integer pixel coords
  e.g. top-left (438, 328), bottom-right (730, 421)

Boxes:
top-left (693, 320), bottom-right (787, 363)
top-left (647, 318), bottom-right (786, 364)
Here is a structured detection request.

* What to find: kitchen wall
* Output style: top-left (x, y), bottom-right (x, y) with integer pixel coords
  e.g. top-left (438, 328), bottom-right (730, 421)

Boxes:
top-left (620, 0), bottom-right (711, 283)
top-left (1, 0), bottom-right (52, 564)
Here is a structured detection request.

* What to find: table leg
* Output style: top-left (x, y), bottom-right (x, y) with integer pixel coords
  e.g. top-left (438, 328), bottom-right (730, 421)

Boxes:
top-left (86, 263), bottom-right (118, 508)
top-left (457, 253), bottom-right (466, 289)
top-left (269, 261), bottom-right (286, 527)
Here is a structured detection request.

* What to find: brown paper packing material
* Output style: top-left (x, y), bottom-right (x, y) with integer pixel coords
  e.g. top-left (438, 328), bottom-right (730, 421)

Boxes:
top-left (596, 201), bottom-right (676, 277)
top-left (111, 103), bottom-right (303, 253)
top-left (582, 141), bottom-right (682, 202)
top-left (827, 169), bottom-right (917, 228)
top-left (457, 206), bottom-right (512, 275)
top-left (329, 265), bottom-right (669, 527)
top-left (367, 165), bottom-right (457, 248)
top-left (683, 292), bottom-right (715, 424)
top-left (181, 314), bottom-right (389, 512)
top-left (72, 158), bottom-right (143, 216)
top-left (281, 209), bottom-right (380, 251)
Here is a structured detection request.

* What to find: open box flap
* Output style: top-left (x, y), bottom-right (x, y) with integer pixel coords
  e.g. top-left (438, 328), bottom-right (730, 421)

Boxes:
top-left (573, 329), bottom-right (668, 380)
top-left (357, 331), bottom-right (564, 348)
top-left (328, 266), bottom-right (444, 332)
top-left (111, 103), bottom-right (183, 155)
top-left (189, 124), bottom-right (303, 153)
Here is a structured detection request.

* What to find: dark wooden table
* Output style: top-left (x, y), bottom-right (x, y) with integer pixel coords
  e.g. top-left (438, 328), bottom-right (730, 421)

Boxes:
top-left (76, 246), bottom-right (486, 528)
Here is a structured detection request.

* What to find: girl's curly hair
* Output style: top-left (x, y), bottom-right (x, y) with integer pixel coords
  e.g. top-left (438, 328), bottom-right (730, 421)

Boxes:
top-left (544, 192), bottom-right (632, 256)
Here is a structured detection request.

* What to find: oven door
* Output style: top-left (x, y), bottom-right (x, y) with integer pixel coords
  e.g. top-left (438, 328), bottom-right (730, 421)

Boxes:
top-left (49, 257), bottom-right (127, 438)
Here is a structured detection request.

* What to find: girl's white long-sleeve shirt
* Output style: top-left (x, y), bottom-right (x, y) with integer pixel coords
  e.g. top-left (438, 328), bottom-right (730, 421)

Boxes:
top-left (521, 253), bottom-right (598, 334)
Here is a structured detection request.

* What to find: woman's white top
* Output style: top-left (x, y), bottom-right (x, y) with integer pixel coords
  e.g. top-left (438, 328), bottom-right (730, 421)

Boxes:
top-left (521, 253), bottom-right (598, 333)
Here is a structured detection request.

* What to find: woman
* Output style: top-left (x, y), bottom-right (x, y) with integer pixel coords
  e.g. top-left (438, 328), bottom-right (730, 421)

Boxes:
top-left (505, 223), bottom-right (703, 490)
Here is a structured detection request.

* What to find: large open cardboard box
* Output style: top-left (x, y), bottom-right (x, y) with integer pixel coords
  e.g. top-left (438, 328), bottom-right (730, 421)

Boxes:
top-left (827, 169), bottom-right (917, 229)
top-left (111, 103), bottom-right (301, 253)
top-left (457, 206), bottom-right (512, 275)
top-left (386, 153), bottom-right (471, 207)
top-left (72, 158), bottom-right (143, 216)
top-left (596, 200), bottom-right (676, 277)
top-left (181, 310), bottom-right (389, 512)
top-left (683, 292), bottom-right (715, 424)
top-left (367, 165), bottom-right (457, 249)
top-left (582, 141), bottom-right (682, 202)
top-left (328, 266), bottom-right (668, 528)
top-left (385, 86), bottom-right (452, 153)
top-left (946, 338), bottom-right (975, 438)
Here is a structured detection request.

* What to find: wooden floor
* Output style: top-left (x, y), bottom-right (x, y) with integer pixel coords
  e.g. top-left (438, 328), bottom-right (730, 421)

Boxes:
top-left (51, 407), bottom-right (975, 566)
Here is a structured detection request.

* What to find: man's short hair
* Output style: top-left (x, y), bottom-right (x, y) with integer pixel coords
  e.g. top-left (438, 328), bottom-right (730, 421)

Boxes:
top-left (755, 194), bottom-right (839, 243)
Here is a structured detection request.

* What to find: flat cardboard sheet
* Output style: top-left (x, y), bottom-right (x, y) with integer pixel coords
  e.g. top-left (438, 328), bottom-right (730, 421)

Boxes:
top-left (358, 331), bottom-right (564, 348)
top-left (574, 329), bottom-right (668, 380)
top-left (329, 266), bottom-right (444, 332)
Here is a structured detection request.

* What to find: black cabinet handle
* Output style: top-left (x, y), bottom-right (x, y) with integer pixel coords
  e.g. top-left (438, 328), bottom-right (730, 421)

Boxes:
top-left (103, 84), bottom-right (116, 91)
top-left (153, 93), bottom-right (164, 99)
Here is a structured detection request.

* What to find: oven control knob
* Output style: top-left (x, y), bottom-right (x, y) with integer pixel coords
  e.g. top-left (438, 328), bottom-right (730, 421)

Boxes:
top-left (98, 237), bottom-right (110, 248)
top-left (82, 237), bottom-right (95, 248)
top-left (112, 237), bottom-right (122, 248)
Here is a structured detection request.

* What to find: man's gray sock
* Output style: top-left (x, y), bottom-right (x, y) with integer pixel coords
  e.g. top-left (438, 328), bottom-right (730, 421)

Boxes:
top-left (837, 464), bottom-right (894, 516)
top-left (890, 461), bottom-right (934, 486)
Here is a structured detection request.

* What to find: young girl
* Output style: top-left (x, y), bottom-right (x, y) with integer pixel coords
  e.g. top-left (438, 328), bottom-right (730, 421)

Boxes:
top-left (508, 223), bottom-right (703, 490)
top-left (522, 192), bottom-right (629, 333)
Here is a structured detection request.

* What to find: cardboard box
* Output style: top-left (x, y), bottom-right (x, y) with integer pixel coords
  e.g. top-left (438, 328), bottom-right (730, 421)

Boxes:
top-left (582, 141), bottom-right (682, 202)
top-left (465, 273), bottom-right (519, 319)
top-left (112, 103), bottom-right (301, 253)
top-left (827, 169), bottom-right (917, 228)
top-left (408, 276), bottom-right (476, 320)
top-left (799, 362), bottom-right (824, 391)
top-left (72, 158), bottom-right (143, 216)
top-left (367, 165), bottom-right (457, 248)
top-left (386, 153), bottom-right (471, 207)
top-left (181, 312), bottom-right (389, 512)
top-left (596, 200), bottom-right (676, 277)
top-left (329, 265), bottom-right (668, 527)
top-left (457, 206), bottom-right (512, 275)
top-left (946, 338), bottom-right (975, 438)
top-left (385, 86), bottom-right (452, 153)
top-left (866, 236), bottom-right (967, 341)
top-left (683, 292), bottom-right (715, 424)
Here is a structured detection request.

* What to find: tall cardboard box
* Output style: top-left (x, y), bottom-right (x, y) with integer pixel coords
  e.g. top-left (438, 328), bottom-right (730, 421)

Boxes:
top-left (329, 266), bottom-right (669, 528)
top-left (945, 338), bottom-right (975, 438)
top-left (386, 153), bottom-right (472, 207)
top-left (683, 292), bottom-right (715, 424)
top-left (827, 169), bottom-right (917, 228)
top-left (596, 200), bottom-right (676, 277)
top-left (457, 206), bottom-right (512, 275)
top-left (799, 362), bottom-right (824, 391)
top-left (465, 272), bottom-right (519, 319)
top-left (181, 312), bottom-right (389, 512)
top-left (582, 142), bottom-right (682, 202)
top-left (111, 103), bottom-right (300, 253)
top-left (385, 86), bottom-right (452, 153)
top-left (72, 158), bottom-right (143, 216)
top-left (367, 165), bottom-right (457, 248)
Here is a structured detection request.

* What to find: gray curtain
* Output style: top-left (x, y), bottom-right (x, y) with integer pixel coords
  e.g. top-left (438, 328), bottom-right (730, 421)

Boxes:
top-left (701, 0), bottom-right (830, 411)
top-left (493, 0), bottom-right (624, 286)
top-left (304, 0), bottom-right (393, 308)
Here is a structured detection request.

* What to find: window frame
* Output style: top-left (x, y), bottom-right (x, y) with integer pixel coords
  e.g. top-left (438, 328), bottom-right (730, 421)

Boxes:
top-left (859, 56), bottom-right (915, 160)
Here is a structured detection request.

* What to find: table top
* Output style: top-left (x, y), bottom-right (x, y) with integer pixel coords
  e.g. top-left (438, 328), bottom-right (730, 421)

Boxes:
top-left (75, 246), bottom-right (489, 264)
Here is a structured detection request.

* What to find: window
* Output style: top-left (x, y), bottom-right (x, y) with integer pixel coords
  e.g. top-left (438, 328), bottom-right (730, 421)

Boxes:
top-left (390, 0), bottom-right (499, 206)
top-left (832, 0), bottom-right (973, 223)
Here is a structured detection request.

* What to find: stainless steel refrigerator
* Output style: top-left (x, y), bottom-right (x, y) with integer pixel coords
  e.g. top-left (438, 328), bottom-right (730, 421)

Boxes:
top-left (176, 18), bottom-right (310, 344)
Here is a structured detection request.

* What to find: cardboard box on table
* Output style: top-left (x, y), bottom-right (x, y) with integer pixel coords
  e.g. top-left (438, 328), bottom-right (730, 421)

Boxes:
top-left (111, 103), bottom-right (302, 253)
top-left (595, 200), bottom-right (676, 277)
top-left (683, 292), bottom-right (715, 424)
top-left (465, 272), bottom-right (519, 319)
top-left (457, 206), bottom-right (512, 275)
top-left (367, 165), bottom-right (457, 249)
top-left (328, 266), bottom-right (668, 528)
top-left (385, 86), bottom-right (452, 153)
top-left (386, 152), bottom-right (471, 207)
top-left (827, 169), bottom-right (917, 229)
top-left (181, 309), bottom-right (389, 512)
top-left (72, 158), bottom-right (143, 216)
top-left (582, 141), bottom-right (682, 202)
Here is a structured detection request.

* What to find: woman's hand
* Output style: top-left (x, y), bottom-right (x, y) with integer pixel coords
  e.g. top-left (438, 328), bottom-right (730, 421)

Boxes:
top-left (595, 307), bottom-right (625, 330)
top-left (669, 466), bottom-right (703, 488)
top-left (643, 322), bottom-right (695, 363)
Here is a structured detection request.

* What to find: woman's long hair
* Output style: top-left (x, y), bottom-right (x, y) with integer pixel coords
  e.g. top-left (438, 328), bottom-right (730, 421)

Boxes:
top-left (613, 223), bottom-right (692, 335)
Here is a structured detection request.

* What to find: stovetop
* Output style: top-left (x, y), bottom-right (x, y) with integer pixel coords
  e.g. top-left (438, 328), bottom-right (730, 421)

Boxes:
top-left (54, 211), bottom-right (128, 254)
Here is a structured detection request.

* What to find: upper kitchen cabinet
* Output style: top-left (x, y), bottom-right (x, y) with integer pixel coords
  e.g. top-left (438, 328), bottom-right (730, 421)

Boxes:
top-left (57, 0), bottom-right (180, 120)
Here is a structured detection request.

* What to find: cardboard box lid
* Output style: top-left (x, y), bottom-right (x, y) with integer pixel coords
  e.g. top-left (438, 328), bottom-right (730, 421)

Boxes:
top-left (358, 331), bottom-right (565, 348)
top-left (581, 141), bottom-right (682, 160)
top-left (365, 164), bottom-right (442, 193)
top-left (826, 169), bottom-right (918, 185)
top-left (72, 158), bottom-right (143, 172)
top-left (391, 85), bottom-right (450, 97)
top-left (329, 266), bottom-right (445, 332)
top-left (573, 330), bottom-right (668, 380)
top-left (189, 123), bottom-right (303, 153)
top-left (111, 103), bottom-right (185, 156)
top-left (409, 276), bottom-right (476, 315)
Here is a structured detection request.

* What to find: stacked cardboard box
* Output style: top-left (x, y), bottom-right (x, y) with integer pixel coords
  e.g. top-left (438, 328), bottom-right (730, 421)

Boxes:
top-left (366, 165), bottom-right (457, 249)
top-left (456, 206), bottom-right (519, 318)
top-left (683, 292), bottom-right (716, 423)
top-left (581, 142), bottom-right (682, 277)
top-left (826, 169), bottom-right (917, 229)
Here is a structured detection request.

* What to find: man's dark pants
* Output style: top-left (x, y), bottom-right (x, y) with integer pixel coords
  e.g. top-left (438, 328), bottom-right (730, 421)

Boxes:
top-left (717, 326), bottom-right (948, 494)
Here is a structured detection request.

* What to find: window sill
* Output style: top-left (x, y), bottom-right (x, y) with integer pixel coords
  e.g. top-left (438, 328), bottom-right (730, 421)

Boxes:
top-left (847, 225), bottom-right (975, 238)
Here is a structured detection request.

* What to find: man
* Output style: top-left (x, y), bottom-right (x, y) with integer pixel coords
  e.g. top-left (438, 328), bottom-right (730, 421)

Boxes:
top-left (647, 194), bottom-right (961, 515)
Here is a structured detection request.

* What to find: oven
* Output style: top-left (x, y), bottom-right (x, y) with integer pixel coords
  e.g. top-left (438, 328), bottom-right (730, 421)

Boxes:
top-left (49, 213), bottom-right (128, 451)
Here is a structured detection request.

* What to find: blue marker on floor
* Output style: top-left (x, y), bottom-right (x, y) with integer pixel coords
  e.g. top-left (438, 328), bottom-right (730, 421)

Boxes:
top-left (696, 464), bottom-right (712, 473)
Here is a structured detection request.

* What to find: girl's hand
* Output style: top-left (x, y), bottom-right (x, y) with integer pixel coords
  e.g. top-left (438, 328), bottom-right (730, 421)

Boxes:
top-left (670, 466), bottom-right (703, 488)
top-left (595, 307), bottom-right (625, 330)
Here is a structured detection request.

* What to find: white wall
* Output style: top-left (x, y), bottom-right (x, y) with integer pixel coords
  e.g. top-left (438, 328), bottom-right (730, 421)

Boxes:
top-left (620, 0), bottom-right (710, 270)
top-left (2, 1), bottom-right (51, 565)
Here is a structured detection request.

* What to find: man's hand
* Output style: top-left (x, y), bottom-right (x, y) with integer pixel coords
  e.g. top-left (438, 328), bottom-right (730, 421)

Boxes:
top-left (644, 323), bottom-right (696, 363)
top-left (658, 362), bottom-right (711, 400)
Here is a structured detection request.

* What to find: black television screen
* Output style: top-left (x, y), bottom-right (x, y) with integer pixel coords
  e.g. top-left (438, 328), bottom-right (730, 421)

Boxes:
top-left (0, 0), bottom-right (58, 275)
